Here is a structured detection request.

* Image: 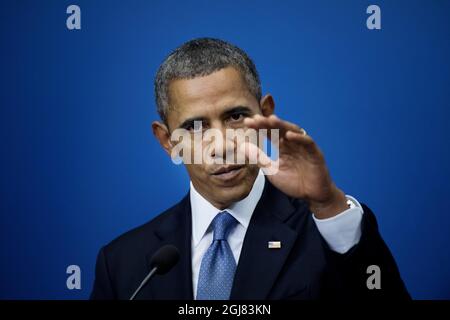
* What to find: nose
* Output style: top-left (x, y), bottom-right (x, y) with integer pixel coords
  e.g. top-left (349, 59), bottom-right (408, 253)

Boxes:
top-left (205, 122), bottom-right (236, 163)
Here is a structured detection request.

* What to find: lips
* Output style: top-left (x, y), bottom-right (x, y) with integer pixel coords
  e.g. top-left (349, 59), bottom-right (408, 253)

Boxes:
top-left (210, 164), bottom-right (245, 182)
top-left (211, 164), bottom-right (245, 175)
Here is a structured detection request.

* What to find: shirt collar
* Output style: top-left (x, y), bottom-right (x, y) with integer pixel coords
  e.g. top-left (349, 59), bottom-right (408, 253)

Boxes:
top-left (190, 170), bottom-right (266, 247)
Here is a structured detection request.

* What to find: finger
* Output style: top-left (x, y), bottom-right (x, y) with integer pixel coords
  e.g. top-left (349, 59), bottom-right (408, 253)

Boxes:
top-left (285, 130), bottom-right (313, 143)
top-left (243, 115), bottom-right (277, 141)
top-left (267, 115), bottom-right (303, 134)
top-left (245, 114), bottom-right (305, 136)
top-left (244, 114), bottom-right (272, 129)
top-left (284, 131), bottom-right (325, 162)
top-left (238, 141), bottom-right (279, 175)
top-left (284, 130), bottom-right (317, 152)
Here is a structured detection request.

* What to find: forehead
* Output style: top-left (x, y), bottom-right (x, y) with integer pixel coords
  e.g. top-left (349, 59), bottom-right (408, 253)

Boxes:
top-left (167, 67), bottom-right (258, 126)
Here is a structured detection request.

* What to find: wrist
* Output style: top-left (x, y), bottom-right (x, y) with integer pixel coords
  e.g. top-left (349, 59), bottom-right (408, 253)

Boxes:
top-left (309, 186), bottom-right (349, 219)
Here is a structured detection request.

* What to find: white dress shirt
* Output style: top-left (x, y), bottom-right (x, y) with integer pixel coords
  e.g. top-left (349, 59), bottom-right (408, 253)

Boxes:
top-left (190, 170), bottom-right (364, 298)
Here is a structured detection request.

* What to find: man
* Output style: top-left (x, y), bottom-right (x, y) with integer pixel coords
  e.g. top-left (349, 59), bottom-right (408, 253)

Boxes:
top-left (91, 38), bottom-right (409, 300)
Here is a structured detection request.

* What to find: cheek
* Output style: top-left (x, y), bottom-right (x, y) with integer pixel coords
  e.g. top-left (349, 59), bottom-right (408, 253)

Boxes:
top-left (185, 164), bottom-right (209, 180)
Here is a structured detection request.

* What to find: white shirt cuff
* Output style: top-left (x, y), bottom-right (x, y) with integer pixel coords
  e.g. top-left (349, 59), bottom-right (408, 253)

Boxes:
top-left (312, 195), bottom-right (364, 254)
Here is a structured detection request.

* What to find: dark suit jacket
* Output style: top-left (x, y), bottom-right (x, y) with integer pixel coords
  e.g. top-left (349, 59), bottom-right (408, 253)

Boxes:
top-left (90, 181), bottom-right (410, 300)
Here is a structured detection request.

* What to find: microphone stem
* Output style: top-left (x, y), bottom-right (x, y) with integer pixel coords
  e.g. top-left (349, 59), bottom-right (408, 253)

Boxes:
top-left (129, 266), bottom-right (158, 300)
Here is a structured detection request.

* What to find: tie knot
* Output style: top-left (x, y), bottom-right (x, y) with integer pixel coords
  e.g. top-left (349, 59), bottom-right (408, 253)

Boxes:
top-left (211, 211), bottom-right (237, 241)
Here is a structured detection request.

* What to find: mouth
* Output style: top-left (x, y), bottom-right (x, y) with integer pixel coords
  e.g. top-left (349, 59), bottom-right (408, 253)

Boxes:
top-left (211, 164), bottom-right (245, 182)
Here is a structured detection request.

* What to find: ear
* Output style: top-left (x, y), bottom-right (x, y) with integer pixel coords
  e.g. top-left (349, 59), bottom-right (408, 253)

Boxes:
top-left (152, 121), bottom-right (172, 156)
top-left (260, 94), bottom-right (275, 117)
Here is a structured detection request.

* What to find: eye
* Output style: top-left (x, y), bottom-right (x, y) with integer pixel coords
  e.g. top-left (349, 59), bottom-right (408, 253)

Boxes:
top-left (229, 113), bottom-right (245, 122)
top-left (186, 120), bottom-right (205, 132)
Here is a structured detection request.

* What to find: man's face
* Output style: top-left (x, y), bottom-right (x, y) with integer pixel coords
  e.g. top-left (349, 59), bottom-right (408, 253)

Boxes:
top-left (164, 67), bottom-right (266, 209)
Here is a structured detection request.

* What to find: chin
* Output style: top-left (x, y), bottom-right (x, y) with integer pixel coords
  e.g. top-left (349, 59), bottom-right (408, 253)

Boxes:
top-left (210, 169), bottom-right (257, 205)
top-left (217, 183), bottom-right (252, 204)
top-left (189, 165), bottom-right (259, 209)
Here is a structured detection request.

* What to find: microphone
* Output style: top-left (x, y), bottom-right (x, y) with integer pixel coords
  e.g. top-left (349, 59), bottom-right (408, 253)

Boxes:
top-left (129, 244), bottom-right (180, 300)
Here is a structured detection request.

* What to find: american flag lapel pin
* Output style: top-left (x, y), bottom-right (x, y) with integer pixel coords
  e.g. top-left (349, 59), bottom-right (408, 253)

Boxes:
top-left (268, 241), bottom-right (281, 249)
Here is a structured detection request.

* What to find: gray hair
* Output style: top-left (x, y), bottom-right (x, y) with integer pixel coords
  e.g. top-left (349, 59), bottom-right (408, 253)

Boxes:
top-left (154, 38), bottom-right (262, 124)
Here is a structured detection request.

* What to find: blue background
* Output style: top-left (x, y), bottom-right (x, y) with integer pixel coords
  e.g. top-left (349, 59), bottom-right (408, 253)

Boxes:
top-left (1, 0), bottom-right (449, 299)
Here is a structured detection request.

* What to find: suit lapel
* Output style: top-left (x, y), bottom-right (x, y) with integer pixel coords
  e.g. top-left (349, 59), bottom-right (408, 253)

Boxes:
top-left (230, 182), bottom-right (299, 300)
top-left (143, 194), bottom-right (194, 300)
top-left (137, 181), bottom-right (301, 300)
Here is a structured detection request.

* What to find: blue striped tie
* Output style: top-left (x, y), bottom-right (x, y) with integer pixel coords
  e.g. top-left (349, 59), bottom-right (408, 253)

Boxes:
top-left (196, 211), bottom-right (238, 300)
